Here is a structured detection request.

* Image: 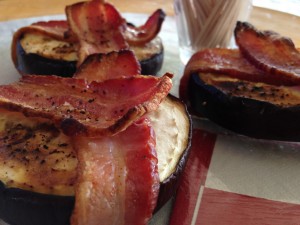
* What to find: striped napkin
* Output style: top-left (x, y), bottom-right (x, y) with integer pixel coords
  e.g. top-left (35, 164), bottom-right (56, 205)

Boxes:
top-left (168, 128), bottom-right (300, 225)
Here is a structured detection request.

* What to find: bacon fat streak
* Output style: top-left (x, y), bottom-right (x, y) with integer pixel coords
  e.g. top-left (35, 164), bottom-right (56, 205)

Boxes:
top-left (71, 118), bottom-right (159, 225)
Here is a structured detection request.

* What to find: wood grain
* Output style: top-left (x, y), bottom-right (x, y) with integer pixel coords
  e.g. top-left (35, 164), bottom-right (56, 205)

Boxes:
top-left (1, 1), bottom-right (299, 43)
top-left (0, 0), bottom-right (174, 21)
top-left (0, 0), bottom-right (298, 45)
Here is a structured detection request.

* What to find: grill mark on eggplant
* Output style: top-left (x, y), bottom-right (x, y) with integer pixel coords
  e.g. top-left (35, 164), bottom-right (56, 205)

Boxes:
top-left (0, 123), bottom-right (75, 174)
top-left (199, 73), bottom-right (300, 107)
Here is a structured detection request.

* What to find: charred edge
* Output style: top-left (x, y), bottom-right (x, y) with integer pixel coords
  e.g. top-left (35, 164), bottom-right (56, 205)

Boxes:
top-left (60, 118), bottom-right (87, 137)
top-left (235, 21), bottom-right (263, 39)
top-left (0, 102), bottom-right (61, 127)
top-left (164, 72), bottom-right (174, 80)
top-left (141, 73), bottom-right (174, 112)
top-left (77, 49), bottom-right (136, 73)
top-left (234, 21), bottom-right (251, 36)
top-left (74, 53), bottom-right (105, 75)
top-left (108, 106), bottom-right (146, 136)
top-left (235, 21), bottom-right (264, 39)
top-left (234, 22), bottom-right (271, 76)
top-left (156, 9), bottom-right (166, 25)
top-left (235, 21), bottom-right (295, 47)
top-left (108, 74), bottom-right (172, 135)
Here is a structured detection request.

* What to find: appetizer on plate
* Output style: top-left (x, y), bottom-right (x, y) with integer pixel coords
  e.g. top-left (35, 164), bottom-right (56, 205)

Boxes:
top-left (0, 49), bottom-right (192, 225)
top-left (11, 0), bottom-right (165, 77)
top-left (180, 21), bottom-right (300, 141)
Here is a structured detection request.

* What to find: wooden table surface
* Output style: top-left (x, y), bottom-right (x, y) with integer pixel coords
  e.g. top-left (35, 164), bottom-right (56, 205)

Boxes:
top-left (0, 0), bottom-right (299, 45)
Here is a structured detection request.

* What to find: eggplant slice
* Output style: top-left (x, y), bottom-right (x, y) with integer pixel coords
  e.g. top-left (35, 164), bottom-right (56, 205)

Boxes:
top-left (189, 72), bottom-right (300, 141)
top-left (0, 95), bottom-right (191, 225)
top-left (16, 32), bottom-right (164, 76)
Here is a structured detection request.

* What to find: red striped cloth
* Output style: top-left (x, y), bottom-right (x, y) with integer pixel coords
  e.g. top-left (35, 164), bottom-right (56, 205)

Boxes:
top-left (169, 128), bottom-right (300, 225)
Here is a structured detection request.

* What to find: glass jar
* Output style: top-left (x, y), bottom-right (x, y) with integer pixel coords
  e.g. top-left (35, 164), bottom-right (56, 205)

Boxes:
top-left (174, 0), bottom-right (252, 64)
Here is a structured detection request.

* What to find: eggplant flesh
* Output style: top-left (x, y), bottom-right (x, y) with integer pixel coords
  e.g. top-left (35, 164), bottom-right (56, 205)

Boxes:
top-left (16, 33), bottom-right (164, 76)
top-left (189, 73), bottom-right (300, 141)
top-left (139, 49), bottom-right (163, 75)
top-left (0, 95), bottom-right (191, 225)
top-left (16, 41), bottom-right (77, 77)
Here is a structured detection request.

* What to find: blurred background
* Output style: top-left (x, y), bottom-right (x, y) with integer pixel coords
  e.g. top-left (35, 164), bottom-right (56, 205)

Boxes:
top-left (0, 0), bottom-right (300, 20)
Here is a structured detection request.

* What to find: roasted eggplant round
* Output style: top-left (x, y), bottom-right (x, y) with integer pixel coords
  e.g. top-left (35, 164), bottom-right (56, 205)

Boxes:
top-left (189, 72), bottom-right (300, 141)
top-left (15, 33), bottom-right (163, 77)
top-left (0, 95), bottom-right (191, 225)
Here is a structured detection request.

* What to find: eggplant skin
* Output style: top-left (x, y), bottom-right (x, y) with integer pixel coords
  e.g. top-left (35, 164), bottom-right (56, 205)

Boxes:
top-left (189, 73), bottom-right (300, 141)
top-left (16, 41), bottom-right (77, 77)
top-left (156, 138), bottom-right (191, 213)
top-left (139, 47), bottom-right (164, 75)
top-left (16, 41), bottom-right (163, 77)
top-left (0, 181), bottom-right (74, 225)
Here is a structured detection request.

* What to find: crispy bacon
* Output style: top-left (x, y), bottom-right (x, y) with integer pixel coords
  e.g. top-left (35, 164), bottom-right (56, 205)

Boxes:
top-left (71, 117), bottom-right (159, 225)
top-left (72, 50), bottom-right (159, 225)
top-left (180, 48), bottom-right (265, 101)
top-left (124, 9), bottom-right (166, 46)
top-left (31, 20), bottom-right (69, 38)
top-left (74, 50), bottom-right (141, 82)
top-left (12, 1), bottom-right (164, 70)
top-left (0, 74), bottom-right (172, 137)
top-left (179, 46), bottom-right (300, 102)
top-left (234, 21), bottom-right (300, 85)
top-left (65, 0), bottom-right (128, 65)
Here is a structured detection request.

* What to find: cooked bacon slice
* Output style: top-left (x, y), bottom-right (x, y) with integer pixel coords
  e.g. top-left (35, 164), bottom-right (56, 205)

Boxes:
top-left (180, 48), bottom-right (262, 101)
top-left (14, 20), bottom-right (69, 41)
top-left (31, 20), bottom-right (69, 38)
top-left (74, 50), bottom-right (141, 82)
top-left (0, 74), bottom-right (172, 137)
top-left (65, 0), bottom-right (128, 65)
top-left (179, 48), bottom-right (300, 102)
top-left (124, 9), bottom-right (166, 46)
top-left (71, 117), bottom-right (159, 225)
top-left (234, 21), bottom-right (300, 85)
top-left (12, 3), bottom-right (164, 69)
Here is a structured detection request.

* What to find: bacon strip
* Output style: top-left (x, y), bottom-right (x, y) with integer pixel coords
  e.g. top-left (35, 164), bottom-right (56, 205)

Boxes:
top-left (65, 0), bottom-right (128, 65)
top-left (179, 47), bottom-right (300, 102)
top-left (180, 48), bottom-right (265, 101)
top-left (124, 9), bottom-right (166, 46)
top-left (74, 50), bottom-right (141, 82)
top-left (0, 74), bottom-right (172, 137)
top-left (12, 2), bottom-right (165, 70)
top-left (71, 118), bottom-right (159, 225)
top-left (31, 20), bottom-right (69, 38)
top-left (72, 50), bottom-right (158, 225)
top-left (234, 21), bottom-right (300, 85)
